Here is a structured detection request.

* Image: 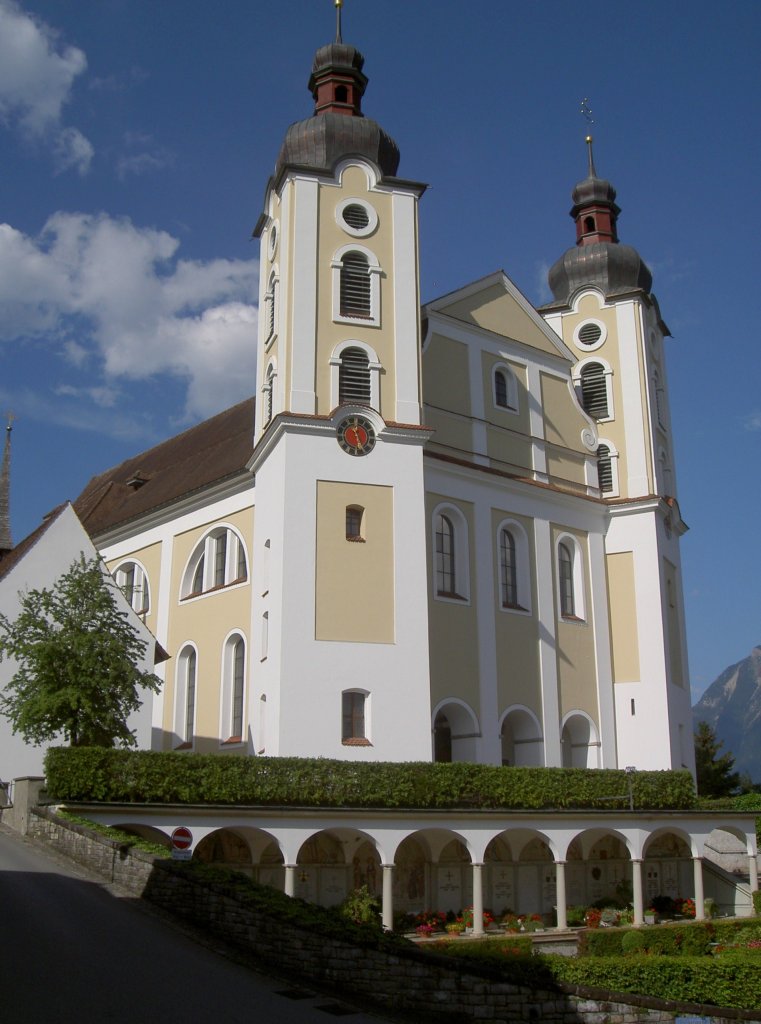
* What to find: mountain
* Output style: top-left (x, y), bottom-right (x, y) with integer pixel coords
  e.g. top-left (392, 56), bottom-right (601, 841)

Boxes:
top-left (692, 646), bottom-right (761, 783)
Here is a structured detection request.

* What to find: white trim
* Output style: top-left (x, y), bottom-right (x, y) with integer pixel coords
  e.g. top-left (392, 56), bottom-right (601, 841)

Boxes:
top-left (174, 642), bottom-right (199, 749)
top-left (335, 197), bottom-right (378, 237)
top-left (556, 532), bottom-right (586, 622)
top-left (499, 705), bottom-right (544, 767)
top-left (573, 317), bottom-right (607, 352)
top-left (431, 502), bottom-right (471, 604)
top-left (289, 177), bottom-right (318, 415)
top-left (560, 710), bottom-right (600, 769)
top-left (113, 558), bottom-right (150, 617)
top-left (331, 242), bottom-right (381, 327)
top-left (329, 339), bottom-right (382, 410)
top-left (495, 518), bottom-right (531, 614)
top-left (180, 524), bottom-right (249, 601)
top-left (219, 630), bottom-right (247, 747)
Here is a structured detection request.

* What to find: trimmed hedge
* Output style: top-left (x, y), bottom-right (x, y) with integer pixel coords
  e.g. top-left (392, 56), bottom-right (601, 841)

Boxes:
top-left (44, 747), bottom-right (697, 810)
top-left (549, 955), bottom-right (761, 1011)
top-left (580, 922), bottom-right (717, 958)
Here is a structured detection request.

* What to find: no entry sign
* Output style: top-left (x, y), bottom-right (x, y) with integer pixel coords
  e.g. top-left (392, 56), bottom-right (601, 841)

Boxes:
top-left (171, 826), bottom-right (193, 859)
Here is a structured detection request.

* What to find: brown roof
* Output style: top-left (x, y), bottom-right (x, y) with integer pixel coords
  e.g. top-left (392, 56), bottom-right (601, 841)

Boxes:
top-left (0, 503), bottom-right (68, 582)
top-left (74, 398), bottom-right (255, 537)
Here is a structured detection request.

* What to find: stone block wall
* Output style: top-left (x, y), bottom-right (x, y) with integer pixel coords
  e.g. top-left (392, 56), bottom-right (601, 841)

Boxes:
top-left (27, 808), bottom-right (760, 1024)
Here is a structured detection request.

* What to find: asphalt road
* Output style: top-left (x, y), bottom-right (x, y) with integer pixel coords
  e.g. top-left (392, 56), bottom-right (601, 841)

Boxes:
top-left (0, 824), bottom-right (398, 1024)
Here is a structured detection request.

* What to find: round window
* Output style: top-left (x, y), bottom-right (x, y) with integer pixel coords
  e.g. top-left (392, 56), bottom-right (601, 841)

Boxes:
top-left (578, 322), bottom-right (602, 346)
top-left (343, 204), bottom-right (370, 230)
top-left (268, 222), bottom-right (278, 260)
top-left (336, 199), bottom-right (378, 237)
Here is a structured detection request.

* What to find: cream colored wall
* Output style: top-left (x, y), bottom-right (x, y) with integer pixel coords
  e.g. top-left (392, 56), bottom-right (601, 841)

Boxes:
top-left (314, 480), bottom-right (394, 643)
top-left (481, 353), bottom-right (530, 431)
top-left (106, 541), bottom-right (162, 637)
top-left (426, 493), bottom-right (480, 714)
top-left (606, 551), bottom-right (641, 683)
top-left (552, 526), bottom-right (599, 722)
top-left (425, 407), bottom-right (474, 459)
top-left (163, 507), bottom-right (254, 753)
top-left (544, 448), bottom-right (588, 492)
top-left (663, 557), bottom-right (685, 687)
top-left (540, 373), bottom-right (587, 453)
top-left (314, 166), bottom-right (398, 417)
top-left (440, 284), bottom-right (561, 356)
top-left (423, 334), bottom-right (471, 417)
top-left (485, 427), bottom-right (533, 475)
top-left (490, 509), bottom-right (541, 718)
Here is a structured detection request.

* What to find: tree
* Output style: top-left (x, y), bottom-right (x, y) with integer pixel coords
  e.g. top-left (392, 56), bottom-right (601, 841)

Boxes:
top-left (694, 721), bottom-right (741, 797)
top-left (0, 556), bottom-right (161, 748)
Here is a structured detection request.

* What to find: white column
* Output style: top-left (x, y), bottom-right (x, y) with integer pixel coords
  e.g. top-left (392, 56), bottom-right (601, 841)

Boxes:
top-left (555, 861), bottom-right (567, 930)
top-left (749, 852), bottom-right (759, 895)
top-left (284, 864), bottom-right (296, 898)
top-left (693, 857), bottom-right (705, 921)
top-left (382, 864), bottom-right (395, 932)
top-left (472, 863), bottom-right (484, 936)
top-left (632, 859), bottom-right (644, 926)
top-left (534, 518), bottom-right (561, 764)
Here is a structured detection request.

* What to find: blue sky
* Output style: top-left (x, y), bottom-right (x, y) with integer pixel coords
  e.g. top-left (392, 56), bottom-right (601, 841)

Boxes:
top-left (1, 0), bottom-right (759, 702)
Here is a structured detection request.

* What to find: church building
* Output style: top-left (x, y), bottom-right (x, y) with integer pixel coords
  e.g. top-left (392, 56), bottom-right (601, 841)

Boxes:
top-left (73, 31), bottom-right (694, 777)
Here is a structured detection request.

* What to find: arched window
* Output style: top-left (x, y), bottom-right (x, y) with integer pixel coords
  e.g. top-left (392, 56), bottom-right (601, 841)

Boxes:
top-left (435, 513), bottom-right (455, 596)
top-left (340, 252), bottom-right (371, 318)
top-left (345, 505), bottom-right (364, 541)
top-left (265, 270), bottom-right (278, 342)
top-left (342, 690), bottom-right (368, 744)
top-left (176, 645), bottom-right (197, 748)
top-left (579, 361), bottom-right (609, 419)
top-left (221, 633), bottom-right (246, 744)
top-left (597, 444), bottom-right (613, 493)
top-left (263, 363), bottom-right (275, 426)
top-left (558, 542), bottom-right (575, 618)
top-left (332, 245), bottom-right (381, 326)
top-left (338, 347), bottom-right (371, 404)
top-left (114, 561), bottom-right (149, 616)
top-left (493, 365), bottom-right (518, 412)
top-left (433, 504), bottom-right (470, 602)
top-left (182, 527), bottom-right (248, 599)
top-left (499, 529), bottom-right (518, 607)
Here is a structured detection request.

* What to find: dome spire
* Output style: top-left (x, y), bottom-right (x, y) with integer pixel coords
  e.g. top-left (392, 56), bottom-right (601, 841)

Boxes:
top-left (543, 138), bottom-right (653, 306)
top-left (335, 0), bottom-right (343, 43)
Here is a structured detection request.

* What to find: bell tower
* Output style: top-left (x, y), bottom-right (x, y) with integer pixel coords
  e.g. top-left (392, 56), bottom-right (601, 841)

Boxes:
top-left (248, 15), bottom-right (433, 761)
top-left (541, 139), bottom-right (695, 775)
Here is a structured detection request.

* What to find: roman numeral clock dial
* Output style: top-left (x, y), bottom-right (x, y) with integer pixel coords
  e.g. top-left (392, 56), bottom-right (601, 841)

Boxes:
top-left (337, 415), bottom-right (376, 456)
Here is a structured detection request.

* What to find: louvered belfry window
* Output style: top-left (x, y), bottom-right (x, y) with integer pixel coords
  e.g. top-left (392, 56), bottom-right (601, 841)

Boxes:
top-left (580, 362), bottom-right (609, 419)
top-left (340, 252), bottom-right (371, 317)
top-left (339, 347), bottom-right (371, 403)
top-left (597, 444), bottom-right (613, 493)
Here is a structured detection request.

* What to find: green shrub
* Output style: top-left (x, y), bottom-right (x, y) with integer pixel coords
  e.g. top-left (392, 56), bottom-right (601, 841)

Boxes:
top-left (621, 930), bottom-right (645, 955)
top-left (581, 922), bottom-right (714, 958)
top-left (754, 890), bottom-right (761, 916)
top-left (44, 747), bottom-right (697, 811)
top-left (339, 885), bottom-right (381, 926)
top-left (548, 954), bottom-right (761, 1010)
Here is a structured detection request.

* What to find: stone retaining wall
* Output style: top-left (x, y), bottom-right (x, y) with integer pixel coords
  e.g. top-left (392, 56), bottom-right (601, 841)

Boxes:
top-left (28, 808), bottom-right (761, 1024)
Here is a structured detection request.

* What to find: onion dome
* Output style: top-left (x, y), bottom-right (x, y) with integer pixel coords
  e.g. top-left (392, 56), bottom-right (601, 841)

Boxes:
top-left (274, 41), bottom-right (400, 179)
top-left (545, 137), bottom-right (652, 305)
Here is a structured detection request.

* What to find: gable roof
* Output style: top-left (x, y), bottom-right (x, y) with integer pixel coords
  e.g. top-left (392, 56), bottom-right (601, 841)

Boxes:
top-left (0, 503), bottom-right (68, 582)
top-left (74, 398), bottom-right (255, 537)
top-left (424, 270), bottom-right (576, 361)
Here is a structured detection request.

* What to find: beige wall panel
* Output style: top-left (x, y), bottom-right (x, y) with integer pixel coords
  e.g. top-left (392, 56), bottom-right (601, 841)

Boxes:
top-left (545, 448), bottom-right (588, 491)
top-left (314, 169), bottom-right (398, 418)
top-left (439, 284), bottom-right (561, 355)
top-left (551, 526), bottom-right (599, 719)
top-left (490, 509), bottom-right (541, 716)
top-left (606, 552), bottom-right (641, 683)
top-left (163, 508), bottom-right (254, 748)
top-left (481, 353), bottom-right (530, 431)
top-left (422, 334), bottom-right (471, 417)
top-left (425, 407), bottom-right (474, 459)
top-left (540, 373), bottom-right (587, 452)
top-left (664, 557), bottom-right (685, 687)
top-left (106, 541), bottom-right (162, 636)
top-left (426, 493), bottom-right (480, 712)
top-left (485, 427), bottom-right (534, 475)
top-left (315, 481), bottom-right (394, 643)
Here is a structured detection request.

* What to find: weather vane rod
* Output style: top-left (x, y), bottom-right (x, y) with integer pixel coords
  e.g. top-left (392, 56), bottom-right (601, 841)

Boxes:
top-left (580, 98), bottom-right (597, 177)
top-left (5, 411), bottom-right (14, 434)
top-left (335, 0), bottom-right (343, 43)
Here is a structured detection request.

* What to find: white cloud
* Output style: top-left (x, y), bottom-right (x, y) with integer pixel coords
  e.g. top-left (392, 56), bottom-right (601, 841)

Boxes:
top-left (744, 412), bottom-right (761, 432)
top-left (0, 211), bottom-right (259, 421)
top-left (0, 0), bottom-right (92, 172)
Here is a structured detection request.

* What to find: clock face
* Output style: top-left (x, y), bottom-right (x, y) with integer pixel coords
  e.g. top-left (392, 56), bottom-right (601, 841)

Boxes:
top-left (337, 415), bottom-right (376, 456)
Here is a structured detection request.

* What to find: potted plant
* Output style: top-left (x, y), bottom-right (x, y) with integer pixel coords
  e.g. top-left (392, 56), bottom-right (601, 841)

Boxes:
top-left (644, 907), bottom-right (657, 925)
top-left (445, 919), bottom-right (466, 935)
top-left (584, 907), bottom-right (602, 929)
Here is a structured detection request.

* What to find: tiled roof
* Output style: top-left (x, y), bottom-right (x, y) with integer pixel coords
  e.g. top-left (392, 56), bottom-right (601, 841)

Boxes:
top-left (74, 398), bottom-right (255, 537)
top-left (0, 503), bottom-right (68, 582)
